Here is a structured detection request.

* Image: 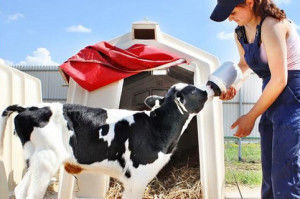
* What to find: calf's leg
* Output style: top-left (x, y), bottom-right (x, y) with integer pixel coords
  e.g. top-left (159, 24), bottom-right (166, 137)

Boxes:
top-left (14, 170), bottom-right (31, 199)
top-left (25, 149), bottom-right (60, 199)
top-left (122, 180), bottom-right (148, 199)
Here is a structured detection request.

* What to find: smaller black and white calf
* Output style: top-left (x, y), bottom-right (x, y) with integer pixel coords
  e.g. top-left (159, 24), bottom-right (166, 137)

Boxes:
top-left (0, 83), bottom-right (207, 199)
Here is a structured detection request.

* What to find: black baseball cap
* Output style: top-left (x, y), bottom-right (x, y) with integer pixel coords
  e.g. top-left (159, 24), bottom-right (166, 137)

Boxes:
top-left (210, 0), bottom-right (245, 22)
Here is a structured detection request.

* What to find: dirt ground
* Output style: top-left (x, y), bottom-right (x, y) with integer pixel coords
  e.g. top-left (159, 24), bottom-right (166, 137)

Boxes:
top-left (225, 185), bottom-right (260, 198)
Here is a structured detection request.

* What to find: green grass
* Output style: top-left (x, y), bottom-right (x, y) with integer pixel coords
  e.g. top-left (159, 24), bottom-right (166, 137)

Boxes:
top-left (225, 141), bottom-right (262, 186)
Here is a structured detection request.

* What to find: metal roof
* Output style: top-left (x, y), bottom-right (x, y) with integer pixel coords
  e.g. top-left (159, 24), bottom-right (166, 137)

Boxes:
top-left (12, 65), bottom-right (59, 71)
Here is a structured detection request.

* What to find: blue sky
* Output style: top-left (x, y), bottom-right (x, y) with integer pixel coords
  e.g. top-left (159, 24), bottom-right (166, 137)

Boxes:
top-left (1, 0), bottom-right (299, 66)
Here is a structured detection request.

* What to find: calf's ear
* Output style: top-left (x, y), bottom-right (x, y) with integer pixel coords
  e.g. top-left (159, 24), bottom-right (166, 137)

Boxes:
top-left (144, 95), bottom-right (164, 109)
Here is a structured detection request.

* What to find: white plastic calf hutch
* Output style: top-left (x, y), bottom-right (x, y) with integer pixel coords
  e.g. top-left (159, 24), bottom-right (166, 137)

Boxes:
top-left (0, 64), bottom-right (42, 199)
top-left (59, 21), bottom-right (225, 199)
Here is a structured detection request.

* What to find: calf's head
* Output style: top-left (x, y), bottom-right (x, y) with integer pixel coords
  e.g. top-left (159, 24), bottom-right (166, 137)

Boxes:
top-left (145, 83), bottom-right (208, 114)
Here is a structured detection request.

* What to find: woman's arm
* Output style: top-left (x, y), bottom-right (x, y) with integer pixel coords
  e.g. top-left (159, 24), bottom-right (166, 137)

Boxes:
top-left (246, 18), bottom-right (288, 119)
top-left (233, 17), bottom-right (288, 137)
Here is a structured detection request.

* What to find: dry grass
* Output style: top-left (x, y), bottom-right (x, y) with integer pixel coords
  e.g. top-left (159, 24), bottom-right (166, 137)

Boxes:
top-left (105, 149), bottom-right (201, 199)
top-left (105, 165), bottom-right (201, 199)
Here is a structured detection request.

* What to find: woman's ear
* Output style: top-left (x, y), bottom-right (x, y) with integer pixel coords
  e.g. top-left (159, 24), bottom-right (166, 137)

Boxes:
top-left (246, 0), bottom-right (254, 9)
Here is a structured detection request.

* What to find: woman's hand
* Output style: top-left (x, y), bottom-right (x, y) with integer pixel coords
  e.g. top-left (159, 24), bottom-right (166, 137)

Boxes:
top-left (231, 114), bottom-right (256, 138)
top-left (219, 86), bottom-right (237, 100)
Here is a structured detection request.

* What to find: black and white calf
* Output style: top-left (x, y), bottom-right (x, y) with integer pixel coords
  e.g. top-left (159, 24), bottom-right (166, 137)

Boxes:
top-left (0, 83), bottom-right (208, 199)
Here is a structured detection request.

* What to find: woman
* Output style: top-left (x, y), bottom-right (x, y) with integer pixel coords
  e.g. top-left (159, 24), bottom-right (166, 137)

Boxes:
top-left (210, 0), bottom-right (300, 198)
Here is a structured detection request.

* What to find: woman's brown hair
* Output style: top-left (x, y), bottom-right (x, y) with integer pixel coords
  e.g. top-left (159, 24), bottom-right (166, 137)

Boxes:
top-left (253, 0), bottom-right (286, 20)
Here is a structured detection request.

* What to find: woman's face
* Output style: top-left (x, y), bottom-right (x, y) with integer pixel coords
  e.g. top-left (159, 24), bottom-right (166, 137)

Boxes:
top-left (228, 1), bottom-right (254, 26)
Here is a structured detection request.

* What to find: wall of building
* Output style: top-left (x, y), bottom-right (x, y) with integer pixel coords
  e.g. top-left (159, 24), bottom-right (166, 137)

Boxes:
top-left (12, 66), bottom-right (68, 103)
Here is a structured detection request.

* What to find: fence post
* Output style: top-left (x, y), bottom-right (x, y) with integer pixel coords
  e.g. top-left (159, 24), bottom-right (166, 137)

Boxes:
top-left (238, 88), bottom-right (243, 161)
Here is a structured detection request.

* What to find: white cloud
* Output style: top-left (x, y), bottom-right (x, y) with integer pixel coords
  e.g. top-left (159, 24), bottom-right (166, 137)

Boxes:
top-left (295, 24), bottom-right (300, 31)
top-left (17, 48), bottom-right (59, 66)
top-left (217, 31), bottom-right (234, 40)
top-left (7, 13), bottom-right (24, 22)
top-left (66, 25), bottom-right (91, 33)
top-left (0, 58), bottom-right (13, 66)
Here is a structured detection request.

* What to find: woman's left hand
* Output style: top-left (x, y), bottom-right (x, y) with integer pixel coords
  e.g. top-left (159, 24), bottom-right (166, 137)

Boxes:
top-left (231, 114), bottom-right (256, 138)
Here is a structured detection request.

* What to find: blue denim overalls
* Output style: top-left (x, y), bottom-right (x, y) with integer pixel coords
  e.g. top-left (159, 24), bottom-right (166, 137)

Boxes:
top-left (236, 18), bottom-right (300, 199)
